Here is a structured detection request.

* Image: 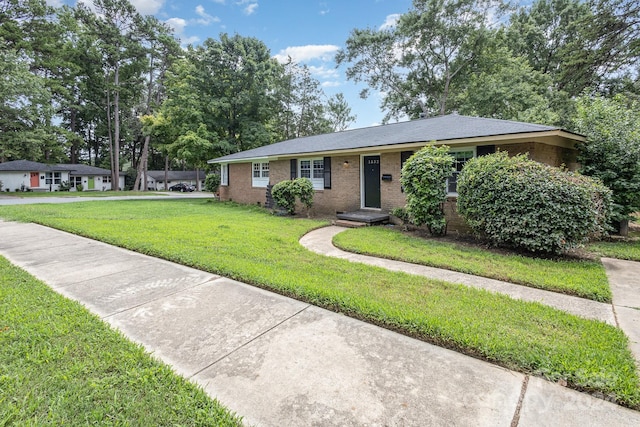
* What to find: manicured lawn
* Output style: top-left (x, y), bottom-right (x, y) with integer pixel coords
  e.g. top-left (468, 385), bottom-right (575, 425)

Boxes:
top-left (1, 200), bottom-right (639, 409)
top-left (588, 239), bottom-right (640, 262)
top-left (333, 226), bottom-right (611, 302)
top-left (0, 256), bottom-right (242, 426)
top-left (0, 190), bottom-right (170, 198)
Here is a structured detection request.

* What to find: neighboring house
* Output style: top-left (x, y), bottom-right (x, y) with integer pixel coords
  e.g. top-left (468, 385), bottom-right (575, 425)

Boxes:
top-left (208, 114), bottom-right (584, 228)
top-left (0, 160), bottom-right (124, 192)
top-left (143, 170), bottom-right (206, 191)
top-left (57, 164), bottom-right (124, 191)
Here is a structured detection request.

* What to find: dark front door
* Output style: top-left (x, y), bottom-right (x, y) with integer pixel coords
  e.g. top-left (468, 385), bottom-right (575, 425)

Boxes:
top-left (363, 155), bottom-right (381, 208)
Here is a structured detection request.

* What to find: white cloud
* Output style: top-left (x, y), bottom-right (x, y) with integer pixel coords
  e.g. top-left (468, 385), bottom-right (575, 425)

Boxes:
top-left (45, 0), bottom-right (63, 7)
top-left (165, 17), bottom-right (187, 35)
top-left (308, 65), bottom-right (339, 80)
top-left (273, 45), bottom-right (340, 63)
top-left (195, 5), bottom-right (220, 25)
top-left (379, 13), bottom-right (401, 30)
top-left (129, 0), bottom-right (165, 15)
top-left (321, 81), bottom-right (341, 88)
top-left (243, 3), bottom-right (258, 15)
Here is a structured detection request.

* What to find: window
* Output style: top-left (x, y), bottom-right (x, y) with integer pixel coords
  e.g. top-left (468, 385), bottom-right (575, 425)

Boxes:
top-left (103, 176), bottom-right (112, 183)
top-left (252, 162), bottom-right (269, 187)
top-left (299, 158), bottom-right (324, 190)
top-left (70, 176), bottom-right (82, 187)
top-left (220, 164), bottom-right (228, 186)
top-left (447, 149), bottom-right (475, 194)
top-left (45, 172), bottom-right (61, 185)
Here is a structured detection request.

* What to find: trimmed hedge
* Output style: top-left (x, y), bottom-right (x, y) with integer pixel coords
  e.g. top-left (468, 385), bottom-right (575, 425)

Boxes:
top-left (400, 145), bottom-right (454, 236)
top-left (457, 152), bottom-right (612, 254)
top-left (271, 178), bottom-right (314, 215)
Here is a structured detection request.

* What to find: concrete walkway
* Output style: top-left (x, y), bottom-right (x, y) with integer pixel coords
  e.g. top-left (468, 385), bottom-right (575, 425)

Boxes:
top-left (301, 226), bottom-right (640, 367)
top-left (1, 220), bottom-right (639, 426)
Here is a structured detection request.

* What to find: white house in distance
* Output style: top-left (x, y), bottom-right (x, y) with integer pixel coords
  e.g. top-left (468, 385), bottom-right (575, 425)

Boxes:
top-left (0, 160), bottom-right (124, 192)
top-left (143, 170), bottom-right (206, 191)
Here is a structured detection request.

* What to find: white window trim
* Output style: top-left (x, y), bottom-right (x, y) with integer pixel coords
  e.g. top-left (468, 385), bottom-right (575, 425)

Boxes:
top-left (252, 162), bottom-right (269, 188)
top-left (220, 163), bottom-right (228, 186)
top-left (298, 158), bottom-right (324, 190)
top-left (447, 147), bottom-right (476, 196)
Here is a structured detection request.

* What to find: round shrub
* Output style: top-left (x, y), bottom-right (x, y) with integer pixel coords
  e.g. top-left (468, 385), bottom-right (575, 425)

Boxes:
top-left (400, 144), bottom-right (454, 236)
top-left (457, 152), bottom-right (612, 254)
top-left (271, 178), bottom-right (314, 215)
top-left (204, 173), bottom-right (221, 193)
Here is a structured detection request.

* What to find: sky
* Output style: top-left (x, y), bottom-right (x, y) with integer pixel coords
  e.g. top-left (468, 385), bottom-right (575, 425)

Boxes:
top-left (51, 0), bottom-right (416, 129)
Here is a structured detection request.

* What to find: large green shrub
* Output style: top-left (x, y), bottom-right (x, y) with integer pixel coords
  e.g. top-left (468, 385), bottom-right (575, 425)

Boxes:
top-left (204, 173), bottom-right (221, 193)
top-left (400, 144), bottom-right (454, 236)
top-left (457, 152), bottom-right (612, 254)
top-left (271, 178), bottom-right (314, 215)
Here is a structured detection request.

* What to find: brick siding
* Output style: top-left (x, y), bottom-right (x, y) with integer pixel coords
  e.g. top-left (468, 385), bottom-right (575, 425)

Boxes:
top-left (217, 141), bottom-right (576, 233)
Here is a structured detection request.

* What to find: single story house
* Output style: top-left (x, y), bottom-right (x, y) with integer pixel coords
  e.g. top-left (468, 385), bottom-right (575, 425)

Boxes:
top-left (143, 170), bottom-right (206, 191)
top-left (0, 160), bottom-right (124, 192)
top-left (208, 114), bottom-right (584, 228)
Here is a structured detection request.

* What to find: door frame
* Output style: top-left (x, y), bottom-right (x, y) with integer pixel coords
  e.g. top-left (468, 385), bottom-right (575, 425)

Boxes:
top-left (360, 154), bottom-right (381, 210)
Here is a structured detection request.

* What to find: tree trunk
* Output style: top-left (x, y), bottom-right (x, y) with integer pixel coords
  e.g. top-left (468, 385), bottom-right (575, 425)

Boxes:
top-left (164, 155), bottom-right (169, 190)
top-left (112, 65), bottom-right (120, 191)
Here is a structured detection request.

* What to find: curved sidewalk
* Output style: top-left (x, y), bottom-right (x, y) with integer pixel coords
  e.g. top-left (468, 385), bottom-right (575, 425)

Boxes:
top-left (2, 220), bottom-right (640, 425)
top-left (300, 226), bottom-right (616, 324)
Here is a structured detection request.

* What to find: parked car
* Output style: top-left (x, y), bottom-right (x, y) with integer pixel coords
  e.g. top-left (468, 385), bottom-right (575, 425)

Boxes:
top-left (169, 183), bottom-right (194, 192)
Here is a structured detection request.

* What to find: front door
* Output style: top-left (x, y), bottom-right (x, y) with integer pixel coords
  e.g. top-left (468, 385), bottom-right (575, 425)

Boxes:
top-left (363, 155), bottom-right (381, 208)
top-left (30, 172), bottom-right (39, 187)
top-left (88, 177), bottom-right (95, 190)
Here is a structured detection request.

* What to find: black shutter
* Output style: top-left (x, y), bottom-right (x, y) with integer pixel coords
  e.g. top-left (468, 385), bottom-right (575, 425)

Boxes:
top-left (323, 157), bottom-right (331, 189)
top-left (290, 159), bottom-right (297, 180)
top-left (477, 145), bottom-right (495, 157)
top-left (400, 151), bottom-right (413, 193)
top-left (400, 151), bottom-right (414, 167)
top-left (225, 164), bottom-right (230, 186)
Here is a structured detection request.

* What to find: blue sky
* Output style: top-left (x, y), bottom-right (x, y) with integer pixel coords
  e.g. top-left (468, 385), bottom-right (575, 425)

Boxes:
top-left (52, 0), bottom-right (415, 128)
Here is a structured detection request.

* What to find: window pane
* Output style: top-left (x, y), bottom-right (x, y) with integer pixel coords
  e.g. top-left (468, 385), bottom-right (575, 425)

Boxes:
top-left (261, 162), bottom-right (269, 178)
top-left (300, 160), bottom-right (311, 178)
top-left (253, 163), bottom-right (260, 178)
top-left (313, 159), bottom-right (324, 179)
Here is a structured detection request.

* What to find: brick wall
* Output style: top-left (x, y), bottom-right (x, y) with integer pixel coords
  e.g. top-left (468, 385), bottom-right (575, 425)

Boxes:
top-left (498, 142), bottom-right (578, 170)
top-left (219, 163), bottom-right (267, 206)
top-left (218, 142), bottom-right (576, 233)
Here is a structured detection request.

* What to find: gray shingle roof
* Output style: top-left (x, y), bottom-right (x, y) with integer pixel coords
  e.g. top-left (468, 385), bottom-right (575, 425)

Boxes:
top-left (0, 161), bottom-right (111, 175)
top-left (57, 164), bottom-right (111, 176)
top-left (209, 114), bottom-right (581, 163)
top-left (0, 160), bottom-right (68, 171)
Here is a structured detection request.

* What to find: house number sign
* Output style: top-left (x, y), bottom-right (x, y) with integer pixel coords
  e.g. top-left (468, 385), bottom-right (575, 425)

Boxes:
top-left (367, 159), bottom-right (380, 165)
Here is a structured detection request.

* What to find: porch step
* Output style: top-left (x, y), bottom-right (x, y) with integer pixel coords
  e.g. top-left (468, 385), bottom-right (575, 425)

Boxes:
top-left (334, 219), bottom-right (369, 228)
top-left (336, 211), bottom-right (389, 225)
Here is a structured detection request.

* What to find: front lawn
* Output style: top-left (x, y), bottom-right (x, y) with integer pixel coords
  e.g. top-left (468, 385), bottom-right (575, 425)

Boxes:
top-left (332, 226), bottom-right (611, 302)
top-left (1, 200), bottom-right (639, 409)
top-left (0, 190), bottom-right (169, 198)
top-left (0, 256), bottom-right (242, 426)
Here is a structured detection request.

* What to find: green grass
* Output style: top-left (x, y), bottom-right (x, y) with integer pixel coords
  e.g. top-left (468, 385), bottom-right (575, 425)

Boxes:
top-left (588, 238), bottom-right (640, 262)
top-left (0, 190), bottom-right (171, 198)
top-left (0, 256), bottom-right (242, 426)
top-left (333, 226), bottom-right (611, 302)
top-left (1, 200), bottom-right (639, 409)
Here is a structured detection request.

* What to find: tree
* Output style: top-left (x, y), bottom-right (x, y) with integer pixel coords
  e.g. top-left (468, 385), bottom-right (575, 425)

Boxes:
top-left (400, 145), bottom-right (454, 236)
top-left (572, 94), bottom-right (640, 234)
top-left (326, 93), bottom-right (356, 132)
top-left (0, 48), bottom-right (54, 162)
top-left (336, 0), bottom-right (496, 121)
top-left (275, 60), bottom-right (331, 139)
top-left (77, 0), bottom-right (148, 190)
top-left (455, 47), bottom-right (559, 124)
